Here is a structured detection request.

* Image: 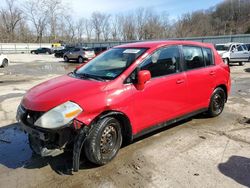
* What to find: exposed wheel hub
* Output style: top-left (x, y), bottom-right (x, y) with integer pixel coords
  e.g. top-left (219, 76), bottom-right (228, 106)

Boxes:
top-left (100, 125), bottom-right (117, 154)
top-left (213, 93), bottom-right (223, 112)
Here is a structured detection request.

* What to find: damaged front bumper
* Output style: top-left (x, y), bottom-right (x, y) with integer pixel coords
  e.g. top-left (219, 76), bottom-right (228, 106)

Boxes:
top-left (16, 105), bottom-right (90, 172)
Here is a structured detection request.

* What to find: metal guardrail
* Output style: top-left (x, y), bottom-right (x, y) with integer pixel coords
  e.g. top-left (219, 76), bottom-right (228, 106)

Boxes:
top-left (1, 34), bottom-right (250, 53)
top-left (0, 43), bottom-right (51, 54)
top-left (83, 34), bottom-right (250, 48)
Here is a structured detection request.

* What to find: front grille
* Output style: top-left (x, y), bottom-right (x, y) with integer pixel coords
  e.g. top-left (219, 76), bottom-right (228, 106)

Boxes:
top-left (20, 105), bottom-right (44, 126)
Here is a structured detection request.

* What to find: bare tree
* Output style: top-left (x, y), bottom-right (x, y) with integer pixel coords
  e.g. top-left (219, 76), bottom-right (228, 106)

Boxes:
top-left (83, 18), bottom-right (93, 42)
top-left (75, 18), bottom-right (84, 43)
top-left (110, 15), bottom-right (121, 41)
top-left (44, 0), bottom-right (64, 42)
top-left (63, 15), bottom-right (76, 43)
top-left (120, 13), bottom-right (136, 40)
top-left (23, 0), bottom-right (49, 43)
top-left (91, 12), bottom-right (110, 41)
top-left (101, 14), bottom-right (111, 41)
top-left (0, 0), bottom-right (22, 42)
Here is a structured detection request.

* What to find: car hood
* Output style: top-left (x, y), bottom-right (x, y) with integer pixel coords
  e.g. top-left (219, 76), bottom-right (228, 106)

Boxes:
top-left (217, 50), bottom-right (228, 56)
top-left (22, 75), bottom-right (108, 111)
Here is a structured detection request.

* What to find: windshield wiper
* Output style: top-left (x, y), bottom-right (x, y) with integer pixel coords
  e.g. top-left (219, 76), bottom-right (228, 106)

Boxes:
top-left (73, 71), bottom-right (105, 81)
top-left (81, 73), bottom-right (106, 81)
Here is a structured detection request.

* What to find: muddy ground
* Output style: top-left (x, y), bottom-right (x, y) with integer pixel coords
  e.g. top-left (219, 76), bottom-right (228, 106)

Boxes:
top-left (0, 54), bottom-right (250, 188)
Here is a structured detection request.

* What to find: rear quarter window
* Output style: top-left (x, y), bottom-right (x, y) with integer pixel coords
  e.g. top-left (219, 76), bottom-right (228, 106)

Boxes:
top-left (202, 48), bottom-right (214, 66)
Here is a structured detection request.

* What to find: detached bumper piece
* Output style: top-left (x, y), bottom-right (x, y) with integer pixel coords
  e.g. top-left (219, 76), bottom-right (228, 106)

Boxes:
top-left (73, 126), bottom-right (90, 172)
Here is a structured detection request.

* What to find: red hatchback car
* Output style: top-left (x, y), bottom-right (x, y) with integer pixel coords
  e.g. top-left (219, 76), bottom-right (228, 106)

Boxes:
top-left (17, 41), bottom-right (230, 171)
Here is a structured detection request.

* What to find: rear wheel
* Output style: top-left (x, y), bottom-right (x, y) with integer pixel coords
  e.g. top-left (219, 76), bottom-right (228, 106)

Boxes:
top-left (64, 56), bottom-right (69, 62)
top-left (1, 59), bottom-right (8, 67)
top-left (224, 58), bottom-right (229, 65)
top-left (207, 87), bottom-right (226, 117)
top-left (78, 56), bottom-right (84, 63)
top-left (84, 117), bottom-right (122, 165)
top-left (239, 62), bottom-right (245, 66)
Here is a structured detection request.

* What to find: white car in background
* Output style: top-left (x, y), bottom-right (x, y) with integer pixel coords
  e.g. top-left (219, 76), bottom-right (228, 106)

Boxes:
top-left (215, 43), bottom-right (250, 66)
top-left (0, 54), bottom-right (9, 68)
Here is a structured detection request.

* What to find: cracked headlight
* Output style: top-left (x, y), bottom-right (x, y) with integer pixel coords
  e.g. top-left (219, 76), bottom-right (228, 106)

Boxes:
top-left (35, 101), bottom-right (82, 129)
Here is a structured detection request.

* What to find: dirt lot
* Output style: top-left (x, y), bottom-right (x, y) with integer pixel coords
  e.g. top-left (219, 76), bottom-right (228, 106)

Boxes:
top-left (0, 54), bottom-right (250, 188)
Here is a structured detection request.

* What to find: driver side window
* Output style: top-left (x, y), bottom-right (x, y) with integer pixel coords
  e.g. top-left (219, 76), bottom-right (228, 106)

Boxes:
top-left (140, 46), bottom-right (181, 78)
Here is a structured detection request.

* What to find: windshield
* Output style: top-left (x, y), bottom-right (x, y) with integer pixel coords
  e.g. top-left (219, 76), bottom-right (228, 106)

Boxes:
top-left (215, 44), bottom-right (231, 51)
top-left (74, 48), bottom-right (147, 80)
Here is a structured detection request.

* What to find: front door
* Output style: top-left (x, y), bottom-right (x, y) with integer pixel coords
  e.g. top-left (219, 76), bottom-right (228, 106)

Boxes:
top-left (132, 46), bottom-right (188, 133)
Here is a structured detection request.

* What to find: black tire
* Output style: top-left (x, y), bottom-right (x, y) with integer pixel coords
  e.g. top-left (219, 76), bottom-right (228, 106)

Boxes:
top-left (78, 56), bottom-right (84, 63)
top-left (1, 59), bottom-right (8, 67)
top-left (64, 56), bottom-right (69, 62)
top-left (239, 62), bottom-right (244, 66)
top-left (224, 58), bottom-right (229, 65)
top-left (207, 87), bottom-right (226, 117)
top-left (84, 117), bottom-right (122, 165)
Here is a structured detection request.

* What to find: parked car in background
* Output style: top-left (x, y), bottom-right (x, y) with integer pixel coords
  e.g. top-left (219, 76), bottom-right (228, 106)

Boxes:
top-left (0, 54), bottom-right (9, 68)
top-left (54, 46), bottom-right (75, 58)
top-left (17, 41), bottom-right (231, 171)
top-left (215, 43), bottom-right (250, 65)
top-left (63, 47), bottom-right (95, 63)
top-left (30, 48), bottom-right (53, 55)
top-left (93, 46), bottom-right (108, 55)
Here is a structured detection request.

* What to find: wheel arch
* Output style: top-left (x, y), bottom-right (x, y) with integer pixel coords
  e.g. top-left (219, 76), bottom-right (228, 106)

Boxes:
top-left (90, 110), bottom-right (133, 145)
top-left (215, 84), bottom-right (228, 102)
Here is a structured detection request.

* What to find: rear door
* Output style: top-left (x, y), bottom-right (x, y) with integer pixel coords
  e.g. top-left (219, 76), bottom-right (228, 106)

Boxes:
top-left (70, 48), bottom-right (81, 59)
top-left (131, 45), bottom-right (189, 133)
top-left (181, 45), bottom-right (215, 111)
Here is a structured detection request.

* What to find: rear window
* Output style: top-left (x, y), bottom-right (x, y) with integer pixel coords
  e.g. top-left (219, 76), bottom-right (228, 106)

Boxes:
top-left (202, 48), bottom-right (214, 66)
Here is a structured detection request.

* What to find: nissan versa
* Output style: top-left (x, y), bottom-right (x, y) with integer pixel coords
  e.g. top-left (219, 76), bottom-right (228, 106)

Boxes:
top-left (16, 41), bottom-right (231, 171)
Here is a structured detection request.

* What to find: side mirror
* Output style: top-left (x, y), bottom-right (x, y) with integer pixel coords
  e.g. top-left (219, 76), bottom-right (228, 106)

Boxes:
top-left (135, 70), bottom-right (151, 90)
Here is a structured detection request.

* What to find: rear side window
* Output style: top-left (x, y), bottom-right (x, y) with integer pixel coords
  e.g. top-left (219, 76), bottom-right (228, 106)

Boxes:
top-left (140, 46), bottom-right (181, 78)
top-left (203, 48), bottom-right (214, 66)
top-left (237, 46), bottom-right (243, 51)
top-left (182, 46), bottom-right (205, 70)
top-left (74, 48), bottom-right (81, 52)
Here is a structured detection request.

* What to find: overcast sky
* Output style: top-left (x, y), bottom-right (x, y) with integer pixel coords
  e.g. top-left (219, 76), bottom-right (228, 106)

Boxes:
top-left (64, 0), bottom-right (224, 20)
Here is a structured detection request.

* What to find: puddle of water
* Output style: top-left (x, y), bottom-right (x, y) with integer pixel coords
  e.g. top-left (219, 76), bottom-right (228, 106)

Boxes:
top-left (0, 123), bottom-right (32, 169)
top-left (0, 61), bottom-right (78, 77)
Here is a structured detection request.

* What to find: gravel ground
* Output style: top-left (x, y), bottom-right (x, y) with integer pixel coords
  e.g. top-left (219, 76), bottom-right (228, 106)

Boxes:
top-left (0, 54), bottom-right (250, 188)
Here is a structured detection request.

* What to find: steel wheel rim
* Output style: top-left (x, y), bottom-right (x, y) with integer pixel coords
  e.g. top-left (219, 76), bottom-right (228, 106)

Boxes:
top-left (212, 93), bottom-right (223, 113)
top-left (79, 57), bottom-right (83, 63)
top-left (100, 124), bottom-right (118, 155)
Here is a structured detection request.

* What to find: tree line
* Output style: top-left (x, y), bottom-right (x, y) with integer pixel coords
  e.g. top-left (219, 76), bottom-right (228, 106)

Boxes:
top-left (0, 0), bottom-right (250, 43)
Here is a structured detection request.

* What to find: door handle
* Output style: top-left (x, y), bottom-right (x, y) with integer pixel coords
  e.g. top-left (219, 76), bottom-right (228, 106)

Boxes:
top-left (243, 52), bottom-right (249, 54)
top-left (176, 79), bottom-right (184, 84)
top-left (209, 71), bottom-right (215, 76)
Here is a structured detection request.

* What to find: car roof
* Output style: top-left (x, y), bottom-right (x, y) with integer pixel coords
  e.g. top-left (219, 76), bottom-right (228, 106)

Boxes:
top-left (216, 42), bottom-right (243, 45)
top-left (115, 40), bottom-right (214, 49)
